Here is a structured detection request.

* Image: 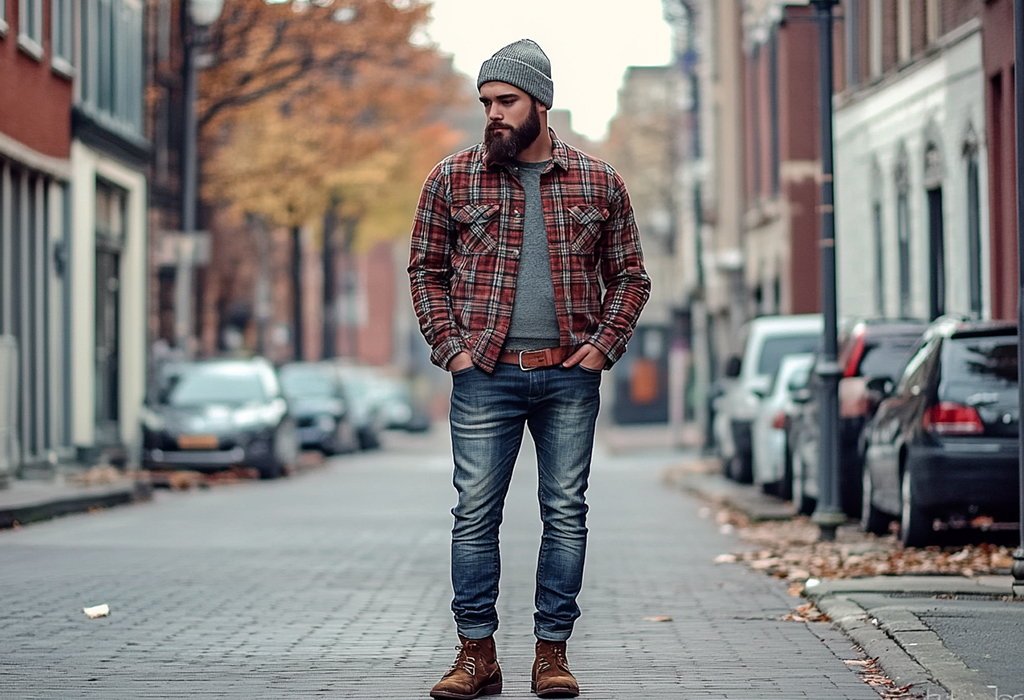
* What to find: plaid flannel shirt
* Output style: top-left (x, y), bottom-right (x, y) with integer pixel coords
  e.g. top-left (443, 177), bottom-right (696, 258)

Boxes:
top-left (408, 130), bottom-right (651, 374)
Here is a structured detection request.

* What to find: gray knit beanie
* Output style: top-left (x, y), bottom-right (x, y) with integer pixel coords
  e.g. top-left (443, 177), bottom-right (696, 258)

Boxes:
top-left (476, 39), bottom-right (553, 109)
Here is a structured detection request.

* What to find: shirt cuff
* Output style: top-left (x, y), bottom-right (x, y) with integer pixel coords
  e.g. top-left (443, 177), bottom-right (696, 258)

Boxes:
top-left (431, 337), bottom-right (466, 371)
top-left (587, 326), bottom-right (628, 365)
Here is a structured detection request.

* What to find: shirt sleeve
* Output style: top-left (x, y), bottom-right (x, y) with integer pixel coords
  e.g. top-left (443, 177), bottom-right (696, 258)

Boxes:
top-left (586, 172), bottom-right (651, 363)
top-left (408, 161), bottom-right (465, 370)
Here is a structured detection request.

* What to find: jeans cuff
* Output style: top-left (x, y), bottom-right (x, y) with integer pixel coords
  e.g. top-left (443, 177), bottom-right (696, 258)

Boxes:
top-left (456, 623), bottom-right (498, 640)
top-left (534, 628), bottom-right (572, 642)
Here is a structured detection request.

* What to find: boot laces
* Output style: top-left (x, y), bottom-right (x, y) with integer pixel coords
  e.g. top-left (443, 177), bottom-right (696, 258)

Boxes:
top-left (537, 645), bottom-right (569, 674)
top-left (447, 644), bottom-right (477, 677)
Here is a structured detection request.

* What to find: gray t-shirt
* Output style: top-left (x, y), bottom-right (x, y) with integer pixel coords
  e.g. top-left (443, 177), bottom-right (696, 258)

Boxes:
top-left (504, 160), bottom-right (560, 351)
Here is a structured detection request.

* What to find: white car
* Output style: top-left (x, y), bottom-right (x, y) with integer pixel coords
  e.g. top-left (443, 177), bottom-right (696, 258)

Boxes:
top-left (751, 353), bottom-right (815, 497)
top-left (713, 314), bottom-right (823, 482)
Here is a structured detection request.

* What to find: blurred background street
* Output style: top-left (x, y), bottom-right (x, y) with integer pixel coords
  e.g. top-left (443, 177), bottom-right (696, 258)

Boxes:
top-left (1, 0), bottom-right (1023, 697)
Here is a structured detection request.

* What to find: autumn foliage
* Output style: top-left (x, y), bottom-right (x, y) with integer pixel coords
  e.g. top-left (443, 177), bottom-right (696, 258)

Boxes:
top-left (199, 0), bottom-right (468, 243)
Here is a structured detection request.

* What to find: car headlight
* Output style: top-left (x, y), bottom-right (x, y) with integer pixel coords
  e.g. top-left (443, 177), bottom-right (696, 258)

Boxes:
top-left (234, 406), bottom-right (276, 427)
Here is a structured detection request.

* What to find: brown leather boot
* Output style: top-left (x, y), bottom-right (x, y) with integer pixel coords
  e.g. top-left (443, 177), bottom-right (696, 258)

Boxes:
top-left (531, 639), bottom-right (579, 698)
top-left (430, 635), bottom-right (502, 699)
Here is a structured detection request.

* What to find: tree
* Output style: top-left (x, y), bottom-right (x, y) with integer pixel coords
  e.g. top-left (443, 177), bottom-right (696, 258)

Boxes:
top-left (200, 0), bottom-right (468, 231)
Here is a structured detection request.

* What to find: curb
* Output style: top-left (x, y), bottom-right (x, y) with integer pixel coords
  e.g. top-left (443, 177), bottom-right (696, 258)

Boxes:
top-left (805, 578), bottom-right (1014, 700)
top-left (0, 480), bottom-right (153, 530)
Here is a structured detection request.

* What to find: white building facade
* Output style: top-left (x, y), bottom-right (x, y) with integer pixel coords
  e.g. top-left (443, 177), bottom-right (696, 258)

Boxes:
top-left (834, 20), bottom-right (989, 322)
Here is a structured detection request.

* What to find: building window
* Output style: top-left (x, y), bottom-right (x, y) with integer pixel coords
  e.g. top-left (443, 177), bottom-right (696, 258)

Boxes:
top-left (52, 0), bottom-right (74, 75)
top-left (964, 131), bottom-right (982, 318)
top-left (17, 0), bottom-right (43, 58)
top-left (873, 199), bottom-right (885, 316)
top-left (869, 0), bottom-right (882, 79)
top-left (895, 146), bottom-right (912, 318)
top-left (0, 159), bottom-right (70, 468)
top-left (845, 0), bottom-right (860, 89)
top-left (925, 0), bottom-right (940, 45)
top-left (81, 0), bottom-right (145, 137)
top-left (897, 0), bottom-right (911, 64)
top-left (768, 27), bottom-right (780, 196)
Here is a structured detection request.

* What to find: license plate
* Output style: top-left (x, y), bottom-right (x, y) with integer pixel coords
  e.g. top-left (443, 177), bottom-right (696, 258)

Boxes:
top-left (177, 434), bottom-right (219, 450)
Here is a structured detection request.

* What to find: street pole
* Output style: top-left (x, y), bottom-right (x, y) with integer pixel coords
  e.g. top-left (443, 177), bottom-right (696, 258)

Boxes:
top-left (174, 0), bottom-right (223, 357)
top-left (1013, 0), bottom-right (1024, 598)
top-left (811, 0), bottom-right (845, 542)
top-left (174, 4), bottom-right (199, 356)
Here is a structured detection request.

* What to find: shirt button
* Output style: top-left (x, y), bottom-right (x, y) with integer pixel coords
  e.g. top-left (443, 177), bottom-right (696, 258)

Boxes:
top-left (514, 210), bottom-right (522, 218)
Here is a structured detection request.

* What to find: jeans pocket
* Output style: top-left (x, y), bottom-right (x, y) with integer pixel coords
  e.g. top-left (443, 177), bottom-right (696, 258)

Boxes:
top-left (576, 364), bottom-right (603, 376)
top-left (451, 365), bottom-right (477, 378)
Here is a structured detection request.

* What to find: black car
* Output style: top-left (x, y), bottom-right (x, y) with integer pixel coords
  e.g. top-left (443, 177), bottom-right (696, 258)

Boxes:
top-left (279, 362), bottom-right (360, 455)
top-left (788, 319), bottom-right (928, 516)
top-left (141, 357), bottom-right (299, 479)
top-left (860, 319), bottom-right (1020, 546)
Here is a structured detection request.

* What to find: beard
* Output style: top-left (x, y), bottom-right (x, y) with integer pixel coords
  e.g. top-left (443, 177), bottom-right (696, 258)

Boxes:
top-left (484, 100), bottom-right (542, 164)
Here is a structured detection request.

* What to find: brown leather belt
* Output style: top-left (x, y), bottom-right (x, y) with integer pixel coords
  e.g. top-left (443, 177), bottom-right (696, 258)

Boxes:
top-left (497, 346), bottom-right (576, 371)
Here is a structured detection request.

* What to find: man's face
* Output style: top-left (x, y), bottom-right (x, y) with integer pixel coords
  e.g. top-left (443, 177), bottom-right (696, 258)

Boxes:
top-left (479, 82), bottom-right (542, 164)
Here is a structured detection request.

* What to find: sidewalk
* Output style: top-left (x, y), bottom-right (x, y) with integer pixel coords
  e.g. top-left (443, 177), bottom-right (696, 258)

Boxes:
top-left (0, 467), bottom-right (152, 530)
top-left (670, 458), bottom-right (1023, 700)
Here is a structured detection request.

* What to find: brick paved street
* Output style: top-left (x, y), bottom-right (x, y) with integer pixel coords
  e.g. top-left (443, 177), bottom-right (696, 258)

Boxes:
top-left (0, 428), bottom-right (880, 699)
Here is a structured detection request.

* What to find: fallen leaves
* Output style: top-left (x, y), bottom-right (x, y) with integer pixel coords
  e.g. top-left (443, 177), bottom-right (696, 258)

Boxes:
top-left (780, 602), bottom-right (830, 623)
top-left (710, 510), bottom-right (1015, 586)
top-left (845, 657), bottom-right (917, 699)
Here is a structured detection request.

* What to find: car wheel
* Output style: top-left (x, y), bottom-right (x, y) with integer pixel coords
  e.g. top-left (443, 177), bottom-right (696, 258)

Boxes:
top-left (259, 460), bottom-right (284, 480)
top-left (860, 466), bottom-right (889, 535)
top-left (261, 423), bottom-right (297, 479)
top-left (728, 450), bottom-right (753, 484)
top-left (776, 445), bottom-right (794, 501)
top-left (791, 451), bottom-right (815, 516)
top-left (900, 469), bottom-right (931, 547)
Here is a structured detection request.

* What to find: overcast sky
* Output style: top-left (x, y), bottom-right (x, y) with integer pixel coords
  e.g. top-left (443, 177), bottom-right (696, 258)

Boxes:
top-left (421, 0), bottom-right (674, 141)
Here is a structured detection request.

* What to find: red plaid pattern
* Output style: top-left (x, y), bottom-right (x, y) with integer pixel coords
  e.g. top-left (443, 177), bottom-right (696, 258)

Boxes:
top-left (408, 131), bottom-right (651, 373)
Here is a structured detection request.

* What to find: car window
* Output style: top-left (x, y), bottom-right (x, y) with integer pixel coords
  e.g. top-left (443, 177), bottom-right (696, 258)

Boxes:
top-left (280, 368), bottom-right (337, 398)
top-left (856, 334), bottom-right (922, 379)
top-left (940, 336), bottom-right (1018, 402)
top-left (897, 338), bottom-right (939, 395)
top-left (161, 365), bottom-right (266, 406)
top-left (757, 335), bottom-right (821, 376)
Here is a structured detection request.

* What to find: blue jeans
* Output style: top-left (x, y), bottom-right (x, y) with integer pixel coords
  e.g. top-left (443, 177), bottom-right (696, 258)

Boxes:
top-left (448, 362), bottom-right (602, 642)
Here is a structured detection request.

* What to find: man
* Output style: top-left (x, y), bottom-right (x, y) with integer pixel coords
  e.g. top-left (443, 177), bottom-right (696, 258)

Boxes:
top-left (409, 39), bottom-right (650, 699)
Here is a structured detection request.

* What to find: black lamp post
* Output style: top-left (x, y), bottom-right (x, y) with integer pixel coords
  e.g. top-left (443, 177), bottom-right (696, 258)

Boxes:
top-left (1013, 0), bottom-right (1024, 598)
top-left (174, 0), bottom-right (224, 356)
top-left (810, 0), bottom-right (845, 542)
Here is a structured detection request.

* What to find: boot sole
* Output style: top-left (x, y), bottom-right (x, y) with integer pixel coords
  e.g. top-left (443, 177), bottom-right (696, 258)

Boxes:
top-left (530, 681), bottom-right (579, 698)
top-left (430, 681), bottom-right (502, 699)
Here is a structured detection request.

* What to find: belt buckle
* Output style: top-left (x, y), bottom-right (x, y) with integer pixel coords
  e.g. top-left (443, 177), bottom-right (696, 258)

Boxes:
top-left (518, 350), bottom-right (538, 372)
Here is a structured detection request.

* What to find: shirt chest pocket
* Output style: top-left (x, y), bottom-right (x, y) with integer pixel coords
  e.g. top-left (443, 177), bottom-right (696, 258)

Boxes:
top-left (452, 203), bottom-right (500, 254)
top-left (568, 205), bottom-right (608, 254)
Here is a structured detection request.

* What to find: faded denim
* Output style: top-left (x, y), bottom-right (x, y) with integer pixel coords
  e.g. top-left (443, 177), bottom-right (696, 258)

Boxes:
top-left (448, 362), bottom-right (601, 642)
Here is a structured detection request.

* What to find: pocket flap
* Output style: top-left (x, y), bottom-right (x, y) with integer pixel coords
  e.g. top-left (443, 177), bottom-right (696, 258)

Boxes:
top-left (568, 205), bottom-right (608, 227)
top-left (453, 203), bottom-right (500, 224)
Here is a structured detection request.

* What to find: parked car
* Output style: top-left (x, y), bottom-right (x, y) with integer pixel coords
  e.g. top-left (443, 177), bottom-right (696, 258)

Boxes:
top-left (788, 319), bottom-right (929, 516)
top-left (860, 318), bottom-right (1019, 546)
top-left (141, 357), bottom-right (299, 479)
top-left (334, 364), bottom-right (387, 450)
top-left (751, 352), bottom-right (815, 498)
top-left (279, 362), bottom-right (360, 456)
top-left (714, 314), bottom-right (823, 483)
top-left (370, 375), bottom-right (432, 433)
